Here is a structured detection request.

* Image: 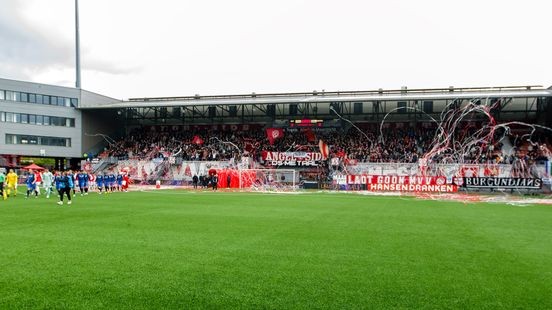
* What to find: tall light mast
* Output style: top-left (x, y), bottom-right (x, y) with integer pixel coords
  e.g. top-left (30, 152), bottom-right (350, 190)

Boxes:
top-left (75, 0), bottom-right (81, 88)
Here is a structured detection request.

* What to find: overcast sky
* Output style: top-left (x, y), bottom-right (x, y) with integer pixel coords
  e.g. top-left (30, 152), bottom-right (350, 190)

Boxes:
top-left (1, 0), bottom-right (551, 99)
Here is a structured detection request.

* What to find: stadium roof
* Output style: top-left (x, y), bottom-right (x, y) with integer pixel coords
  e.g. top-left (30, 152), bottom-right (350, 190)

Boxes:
top-left (79, 85), bottom-right (552, 109)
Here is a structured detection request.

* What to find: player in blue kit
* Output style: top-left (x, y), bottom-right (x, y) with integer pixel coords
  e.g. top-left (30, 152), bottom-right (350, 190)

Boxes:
top-left (77, 170), bottom-right (89, 196)
top-left (83, 171), bottom-right (89, 194)
top-left (116, 173), bottom-right (123, 191)
top-left (25, 170), bottom-right (37, 198)
top-left (107, 172), bottom-right (116, 192)
top-left (54, 171), bottom-right (63, 196)
top-left (57, 171), bottom-right (74, 205)
top-left (66, 170), bottom-right (76, 197)
top-left (103, 173), bottom-right (110, 193)
top-left (96, 174), bottom-right (104, 194)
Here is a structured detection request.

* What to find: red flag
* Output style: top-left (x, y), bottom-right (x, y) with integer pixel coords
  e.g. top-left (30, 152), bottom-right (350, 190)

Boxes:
top-left (192, 135), bottom-right (204, 145)
top-left (244, 142), bottom-right (254, 153)
top-left (319, 139), bottom-right (329, 159)
top-left (304, 129), bottom-right (316, 142)
top-left (266, 128), bottom-right (284, 145)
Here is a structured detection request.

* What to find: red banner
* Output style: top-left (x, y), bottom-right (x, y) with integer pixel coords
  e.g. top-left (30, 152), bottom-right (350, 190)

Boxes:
top-left (319, 140), bottom-right (329, 159)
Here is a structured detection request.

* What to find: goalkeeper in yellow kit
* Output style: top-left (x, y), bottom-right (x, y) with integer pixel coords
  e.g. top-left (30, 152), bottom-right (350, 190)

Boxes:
top-left (6, 169), bottom-right (18, 198)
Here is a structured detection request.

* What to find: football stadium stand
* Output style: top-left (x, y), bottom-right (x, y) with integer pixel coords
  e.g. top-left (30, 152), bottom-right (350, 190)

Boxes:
top-left (1, 78), bottom-right (551, 192)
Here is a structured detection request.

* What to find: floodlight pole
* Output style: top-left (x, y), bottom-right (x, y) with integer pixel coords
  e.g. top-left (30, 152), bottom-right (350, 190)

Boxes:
top-left (75, 0), bottom-right (81, 89)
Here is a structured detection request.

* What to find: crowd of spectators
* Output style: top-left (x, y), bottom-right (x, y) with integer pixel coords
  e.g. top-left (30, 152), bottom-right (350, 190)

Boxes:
top-left (103, 129), bottom-right (244, 162)
top-left (98, 125), bottom-right (551, 165)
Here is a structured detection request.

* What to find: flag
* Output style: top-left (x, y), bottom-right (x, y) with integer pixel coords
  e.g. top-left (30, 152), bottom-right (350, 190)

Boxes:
top-left (192, 135), bottom-right (204, 145)
top-left (244, 142), bottom-right (254, 153)
top-left (304, 129), bottom-right (316, 142)
top-left (266, 128), bottom-right (284, 145)
top-left (319, 139), bottom-right (329, 159)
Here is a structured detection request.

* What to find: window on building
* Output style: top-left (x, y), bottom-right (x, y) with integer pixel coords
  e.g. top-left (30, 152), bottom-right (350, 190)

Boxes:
top-left (0, 89), bottom-right (78, 109)
top-left (5, 134), bottom-right (15, 144)
top-left (51, 117), bottom-right (65, 126)
top-left (5, 134), bottom-right (71, 147)
top-left (0, 112), bottom-right (74, 127)
top-left (5, 91), bottom-right (14, 101)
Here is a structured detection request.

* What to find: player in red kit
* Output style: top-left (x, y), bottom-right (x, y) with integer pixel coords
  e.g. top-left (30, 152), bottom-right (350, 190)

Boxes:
top-left (88, 173), bottom-right (96, 192)
top-left (34, 171), bottom-right (43, 196)
top-left (122, 173), bottom-right (130, 192)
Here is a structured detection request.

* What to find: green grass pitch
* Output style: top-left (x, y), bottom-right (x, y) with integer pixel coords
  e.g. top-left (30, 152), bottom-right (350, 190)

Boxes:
top-left (0, 190), bottom-right (551, 309)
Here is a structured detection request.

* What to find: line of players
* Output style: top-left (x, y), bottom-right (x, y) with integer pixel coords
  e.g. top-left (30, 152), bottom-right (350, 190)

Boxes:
top-left (0, 168), bottom-right (130, 204)
top-left (94, 171), bottom-right (130, 194)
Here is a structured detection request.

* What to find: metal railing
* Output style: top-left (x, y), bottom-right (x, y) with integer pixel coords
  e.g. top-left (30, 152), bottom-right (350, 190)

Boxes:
top-left (128, 85), bottom-right (544, 103)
